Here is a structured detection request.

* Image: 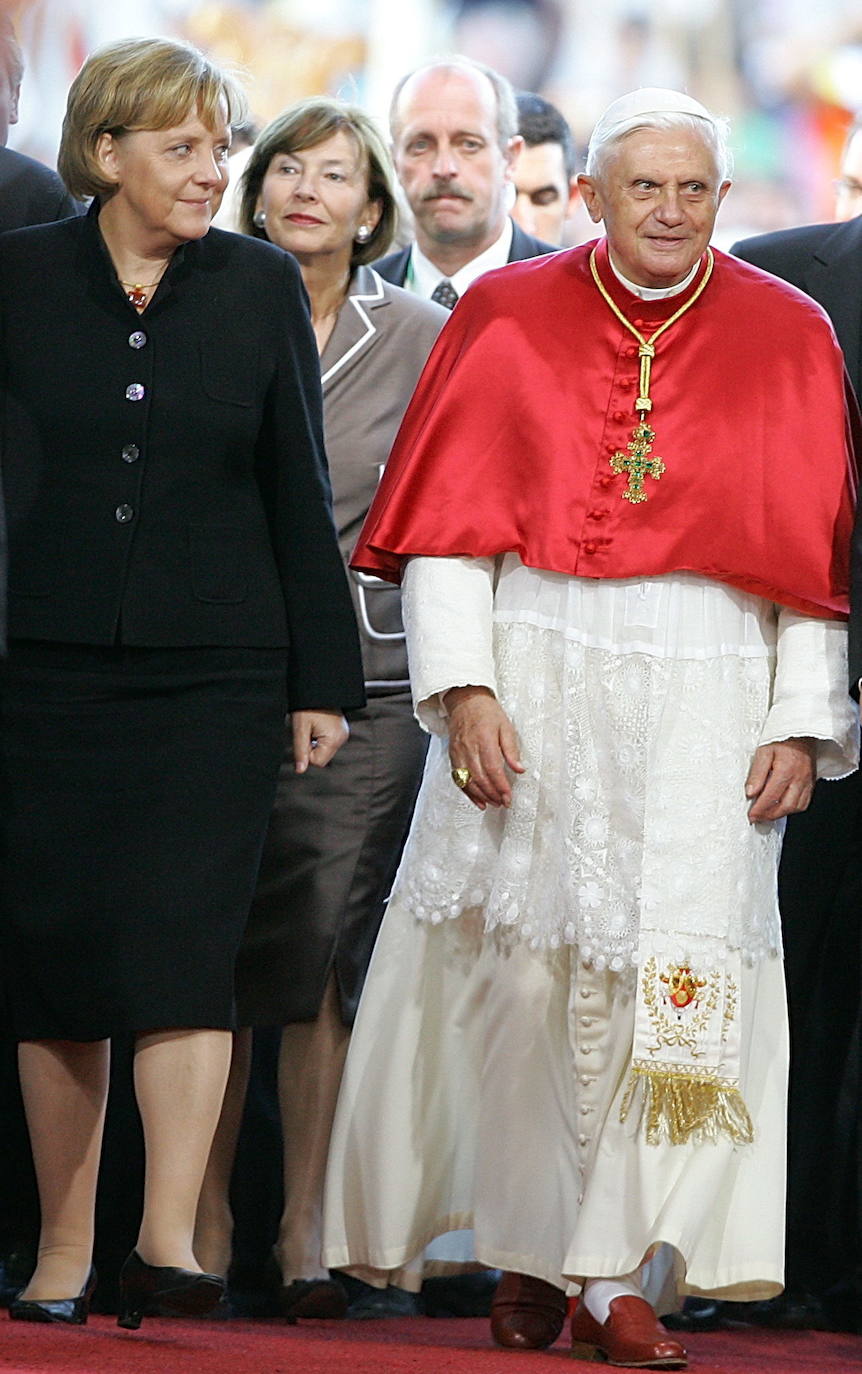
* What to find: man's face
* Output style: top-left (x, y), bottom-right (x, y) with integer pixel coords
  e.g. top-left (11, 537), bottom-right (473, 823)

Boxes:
top-left (835, 129), bottom-right (862, 221)
top-left (0, 61), bottom-right (19, 147)
top-left (513, 140), bottom-right (578, 246)
top-left (578, 125), bottom-right (730, 289)
top-left (392, 67), bottom-right (520, 255)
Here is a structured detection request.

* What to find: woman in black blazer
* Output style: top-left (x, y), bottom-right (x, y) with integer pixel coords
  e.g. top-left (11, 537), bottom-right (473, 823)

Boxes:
top-left (1, 37), bottom-right (363, 1329)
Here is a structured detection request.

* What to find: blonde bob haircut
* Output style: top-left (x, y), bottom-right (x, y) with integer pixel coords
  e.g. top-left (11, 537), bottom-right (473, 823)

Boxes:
top-left (239, 97), bottom-right (398, 268)
top-left (58, 36), bottom-right (247, 200)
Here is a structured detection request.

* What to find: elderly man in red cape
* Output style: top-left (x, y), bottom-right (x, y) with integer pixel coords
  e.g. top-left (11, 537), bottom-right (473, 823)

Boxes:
top-left (322, 89), bottom-right (859, 1369)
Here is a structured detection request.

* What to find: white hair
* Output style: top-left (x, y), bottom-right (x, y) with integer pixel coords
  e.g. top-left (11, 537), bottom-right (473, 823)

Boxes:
top-left (586, 110), bottom-right (732, 183)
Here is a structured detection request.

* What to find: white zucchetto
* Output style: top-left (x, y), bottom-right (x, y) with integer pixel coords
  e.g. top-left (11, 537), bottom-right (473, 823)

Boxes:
top-left (591, 87), bottom-right (717, 143)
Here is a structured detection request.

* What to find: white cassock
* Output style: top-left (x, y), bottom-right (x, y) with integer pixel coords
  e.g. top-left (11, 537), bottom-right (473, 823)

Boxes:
top-left (322, 554), bottom-right (857, 1302)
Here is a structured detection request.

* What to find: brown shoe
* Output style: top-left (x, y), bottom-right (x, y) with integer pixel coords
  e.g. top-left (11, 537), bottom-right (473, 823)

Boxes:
top-left (570, 1295), bottom-right (687, 1368)
top-left (278, 1277), bottom-right (348, 1323)
top-left (490, 1270), bottom-right (568, 1349)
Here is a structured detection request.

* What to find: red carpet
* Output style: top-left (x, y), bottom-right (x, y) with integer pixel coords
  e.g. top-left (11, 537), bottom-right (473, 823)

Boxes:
top-left (2, 1316), bottom-right (861, 1374)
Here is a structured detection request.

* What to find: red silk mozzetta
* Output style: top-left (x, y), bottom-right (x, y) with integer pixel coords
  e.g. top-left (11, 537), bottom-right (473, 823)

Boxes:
top-left (352, 240), bottom-right (857, 619)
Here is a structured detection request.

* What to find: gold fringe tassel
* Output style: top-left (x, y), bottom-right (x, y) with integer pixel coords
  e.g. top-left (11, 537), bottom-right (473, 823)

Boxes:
top-left (619, 1067), bottom-right (754, 1147)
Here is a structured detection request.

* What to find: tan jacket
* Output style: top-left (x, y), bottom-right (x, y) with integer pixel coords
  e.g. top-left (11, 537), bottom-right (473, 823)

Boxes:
top-left (320, 266), bottom-right (446, 692)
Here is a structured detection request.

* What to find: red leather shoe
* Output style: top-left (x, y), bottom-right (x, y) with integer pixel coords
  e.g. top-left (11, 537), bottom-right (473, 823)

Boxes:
top-left (490, 1270), bottom-right (568, 1349)
top-left (570, 1294), bottom-right (687, 1368)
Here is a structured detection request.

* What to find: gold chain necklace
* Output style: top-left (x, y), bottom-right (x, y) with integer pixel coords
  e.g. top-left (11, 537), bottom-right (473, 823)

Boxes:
top-left (589, 245), bottom-right (714, 503)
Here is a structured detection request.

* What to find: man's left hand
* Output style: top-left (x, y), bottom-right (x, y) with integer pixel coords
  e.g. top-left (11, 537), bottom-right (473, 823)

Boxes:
top-left (745, 738), bottom-right (816, 822)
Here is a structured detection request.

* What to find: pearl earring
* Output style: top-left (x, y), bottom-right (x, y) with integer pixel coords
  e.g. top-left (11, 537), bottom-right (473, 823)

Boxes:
top-left (253, 209), bottom-right (266, 228)
top-left (355, 225), bottom-right (371, 243)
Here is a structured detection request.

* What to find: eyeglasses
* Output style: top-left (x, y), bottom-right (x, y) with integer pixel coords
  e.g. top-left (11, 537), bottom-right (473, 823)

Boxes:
top-left (834, 176), bottom-right (862, 198)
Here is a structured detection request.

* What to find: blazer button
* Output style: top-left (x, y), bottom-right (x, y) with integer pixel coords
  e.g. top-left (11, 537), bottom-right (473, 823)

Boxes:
top-left (125, 383), bottom-right (145, 401)
top-left (583, 541), bottom-right (597, 555)
top-left (115, 504), bottom-right (134, 523)
top-left (128, 330), bottom-right (147, 349)
top-left (121, 444), bottom-right (140, 463)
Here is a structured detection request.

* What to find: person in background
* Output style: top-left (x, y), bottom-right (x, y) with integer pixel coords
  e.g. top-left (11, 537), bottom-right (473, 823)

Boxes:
top-left (728, 184), bottom-right (862, 1338)
top-left (513, 90), bottom-right (579, 246)
top-left (1, 37), bottom-right (362, 1331)
top-left (211, 117), bottom-right (260, 232)
top-left (322, 88), bottom-right (858, 1366)
top-left (834, 115), bottom-right (862, 221)
top-left (374, 56), bottom-right (554, 307)
top-left (367, 63), bottom-right (554, 1316)
top-left (0, 10), bottom-right (83, 1314)
top-left (0, 13), bottom-right (80, 230)
top-left (193, 97), bottom-right (446, 1323)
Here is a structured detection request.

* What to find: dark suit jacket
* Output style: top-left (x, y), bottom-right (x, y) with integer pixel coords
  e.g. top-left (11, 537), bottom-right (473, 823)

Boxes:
top-left (733, 215), bottom-right (862, 1298)
top-left (373, 218), bottom-right (555, 285)
top-left (733, 217), bottom-right (862, 688)
top-left (0, 149), bottom-right (82, 647)
top-left (0, 145), bottom-right (81, 233)
top-left (0, 202), bottom-right (364, 711)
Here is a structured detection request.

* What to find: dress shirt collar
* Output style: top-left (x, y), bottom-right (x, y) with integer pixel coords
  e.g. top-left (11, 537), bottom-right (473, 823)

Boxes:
top-left (405, 218), bottom-right (514, 300)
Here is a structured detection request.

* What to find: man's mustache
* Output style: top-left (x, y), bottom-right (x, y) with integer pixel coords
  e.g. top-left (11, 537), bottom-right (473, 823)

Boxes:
top-left (422, 182), bottom-right (473, 202)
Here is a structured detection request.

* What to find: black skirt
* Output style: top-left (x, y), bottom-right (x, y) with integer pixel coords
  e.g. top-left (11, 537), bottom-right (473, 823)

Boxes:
top-left (0, 641), bottom-right (287, 1041)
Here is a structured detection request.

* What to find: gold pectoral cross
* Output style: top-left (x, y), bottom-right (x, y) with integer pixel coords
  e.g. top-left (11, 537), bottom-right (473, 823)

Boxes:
top-left (610, 419), bottom-right (666, 504)
top-left (590, 248), bottom-right (716, 509)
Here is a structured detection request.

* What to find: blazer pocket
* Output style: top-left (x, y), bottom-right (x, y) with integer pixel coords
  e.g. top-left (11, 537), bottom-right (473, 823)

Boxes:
top-left (199, 341), bottom-right (258, 407)
top-left (351, 571), bottom-right (410, 686)
top-left (189, 524), bottom-right (249, 603)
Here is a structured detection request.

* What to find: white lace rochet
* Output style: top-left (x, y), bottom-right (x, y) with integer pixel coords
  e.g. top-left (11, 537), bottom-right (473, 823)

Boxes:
top-left (393, 555), bottom-right (857, 967)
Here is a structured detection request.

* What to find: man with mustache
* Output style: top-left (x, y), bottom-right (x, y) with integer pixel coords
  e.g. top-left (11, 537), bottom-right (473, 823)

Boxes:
top-left (374, 57), bottom-right (554, 308)
top-left (363, 53), bottom-right (554, 1327)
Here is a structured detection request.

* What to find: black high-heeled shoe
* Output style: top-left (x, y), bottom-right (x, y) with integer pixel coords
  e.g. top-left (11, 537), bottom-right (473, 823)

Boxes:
top-left (117, 1250), bottom-right (225, 1330)
top-left (9, 1266), bottom-right (97, 1325)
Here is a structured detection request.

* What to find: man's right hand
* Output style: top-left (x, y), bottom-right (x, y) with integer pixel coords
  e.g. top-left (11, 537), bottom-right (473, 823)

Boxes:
top-left (443, 685), bottom-right (525, 810)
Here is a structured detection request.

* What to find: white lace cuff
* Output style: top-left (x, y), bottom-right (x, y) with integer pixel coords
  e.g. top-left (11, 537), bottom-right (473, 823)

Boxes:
top-left (402, 555), bottom-right (497, 734)
top-left (758, 608), bottom-right (859, 779)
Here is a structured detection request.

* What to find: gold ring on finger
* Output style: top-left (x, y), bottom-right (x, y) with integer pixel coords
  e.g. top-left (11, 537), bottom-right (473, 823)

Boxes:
top-left (451, 767), bottom-right (471, 790)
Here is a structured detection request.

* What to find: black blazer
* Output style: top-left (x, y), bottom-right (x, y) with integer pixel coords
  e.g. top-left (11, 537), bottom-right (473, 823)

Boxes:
top-left (373, 218), bottom-right (556, 285)
top-left (0, 145), bottom-right (81, 233)
top-left (732, 218), bottom-right (862, 690)
top-left (0, 203), bottom-right (365, 711)
top-left (0, 150), bottom-right (82, 645)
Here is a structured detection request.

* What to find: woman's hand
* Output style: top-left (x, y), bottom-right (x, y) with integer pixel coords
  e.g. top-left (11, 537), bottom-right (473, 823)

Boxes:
top-left (291, 710), bottom-right (350, 773)
top-left (745, 738), bottom-right (816, 822)
top-left (444, 685), bottom-right (524, 811)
